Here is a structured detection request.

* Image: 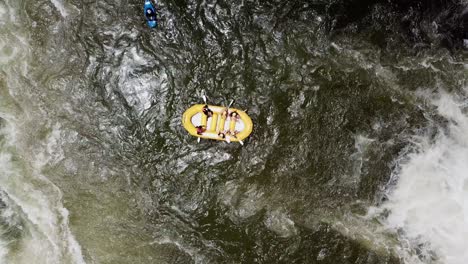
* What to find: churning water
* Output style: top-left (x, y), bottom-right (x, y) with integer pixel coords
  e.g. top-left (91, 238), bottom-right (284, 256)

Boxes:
top-left (377, 90), bottom-right (468, 264)
top-left (0, 0), bottom-right (467, 263)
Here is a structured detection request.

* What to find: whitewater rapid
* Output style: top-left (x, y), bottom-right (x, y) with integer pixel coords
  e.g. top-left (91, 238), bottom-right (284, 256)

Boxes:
top-left (379, 89), bottom-right (468, 264)
top-left (0, 1), bottom-right (85, 263)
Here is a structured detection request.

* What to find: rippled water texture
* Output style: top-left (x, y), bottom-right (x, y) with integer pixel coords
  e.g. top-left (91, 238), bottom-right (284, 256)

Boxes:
top-left (0, 0), bottom-right (467, 263)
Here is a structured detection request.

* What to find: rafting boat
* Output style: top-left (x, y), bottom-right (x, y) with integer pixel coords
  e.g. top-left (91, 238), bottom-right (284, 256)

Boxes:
top-left (182, 104), bottom-right (253, 143)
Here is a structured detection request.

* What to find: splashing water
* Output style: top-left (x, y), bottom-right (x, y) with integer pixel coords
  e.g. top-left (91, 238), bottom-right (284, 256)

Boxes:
top-left (0, 1), bottom-right (85, 262)
top-left (379, 90), bottom-right (468, 264)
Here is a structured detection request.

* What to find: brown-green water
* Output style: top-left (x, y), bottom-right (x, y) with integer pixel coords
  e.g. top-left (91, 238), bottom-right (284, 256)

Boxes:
top-left (0, 0), bottom-right (467, 263)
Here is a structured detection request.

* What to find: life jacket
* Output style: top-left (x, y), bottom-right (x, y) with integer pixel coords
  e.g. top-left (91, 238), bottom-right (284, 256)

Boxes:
top-left (202, 106), bottom-right (213, 116)
top-left (196, 126), bottom-right (204, 134)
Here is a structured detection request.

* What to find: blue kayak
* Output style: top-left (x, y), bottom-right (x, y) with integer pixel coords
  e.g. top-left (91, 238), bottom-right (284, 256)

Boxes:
top-left (144, 0), bottom-right (157, 28)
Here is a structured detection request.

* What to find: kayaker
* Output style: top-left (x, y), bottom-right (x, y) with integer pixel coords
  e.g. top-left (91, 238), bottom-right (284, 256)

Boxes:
top-left (146, 8), bottom-right (156, 21)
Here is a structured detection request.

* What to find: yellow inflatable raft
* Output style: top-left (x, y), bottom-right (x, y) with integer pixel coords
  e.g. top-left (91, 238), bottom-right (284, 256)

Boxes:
top-left (182, 104), bottom-right (253, 142)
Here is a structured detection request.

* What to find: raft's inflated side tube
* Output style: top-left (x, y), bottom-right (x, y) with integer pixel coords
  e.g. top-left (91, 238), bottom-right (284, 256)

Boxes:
top-left (182, 104), bottom-right (253, 142)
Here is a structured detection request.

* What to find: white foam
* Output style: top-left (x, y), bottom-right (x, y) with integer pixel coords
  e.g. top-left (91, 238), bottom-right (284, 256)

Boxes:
top-left (220, 180), bottom-right (274, 233)
top-left (0, 5), bottom-right (85, 260)
top-left (0, 121), bottom-right (86, 264)
top-left (150, 237), bottom-right (206, 264)
top-left (264, 209), bottom-right (297, 238)
top-left (379, 92), bottom-right (468, 264)
top-left (350, 135), bottom-right (375, 184)
top-left (50, 0), bottom-right (68, 18)
top-left (0, 4), bottom-right (7, 23)
top-left (116, 47), bottom-right (165, 113)
top-left (0, 33), bottom-right (27, 67)
top-left (0, 2), bottom-right (15, 25)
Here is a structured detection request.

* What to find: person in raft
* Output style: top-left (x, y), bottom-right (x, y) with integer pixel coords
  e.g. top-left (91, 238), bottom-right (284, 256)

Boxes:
top-left (218, 131), bottom-right (226, 139)
top-left (221, 108), bottom-right (229, 119)
top-left (229, 111), bottom-right (240, 121)
top-left (196, 126), bottom-right (206, 135)
top-left (202, 105), bottom-right (213, 117)
top-left (225, 131), bottom-right (231, 143)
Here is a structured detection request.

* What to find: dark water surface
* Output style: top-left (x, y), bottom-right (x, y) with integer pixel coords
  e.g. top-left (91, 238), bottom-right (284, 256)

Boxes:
top-left (0, 0), bottom-right (467, 263)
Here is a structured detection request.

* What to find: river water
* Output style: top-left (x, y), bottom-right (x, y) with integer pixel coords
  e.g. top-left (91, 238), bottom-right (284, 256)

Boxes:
top-left (0, 0), bottom-right (467, 263)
